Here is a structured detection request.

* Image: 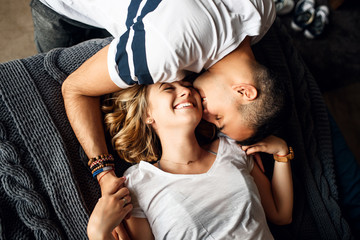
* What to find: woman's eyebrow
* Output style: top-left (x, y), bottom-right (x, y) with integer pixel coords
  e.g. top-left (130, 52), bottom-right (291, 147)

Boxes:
top-left (159, 83), bottom-right (165, 89)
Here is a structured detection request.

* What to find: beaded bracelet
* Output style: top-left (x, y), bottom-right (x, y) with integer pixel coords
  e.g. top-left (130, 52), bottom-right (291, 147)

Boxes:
top-left (91, 163), bottom-right (115, 174)
top-left (90, 159), bottom-right (114, 169)
top-left (88, 154), bottom-right (115, 178)
top-left (90, 161), bottom-right (115, 171)
top-left (92, 166), bottom-right (114, 178)
top-left (88, 153), bottom-right (114, 167)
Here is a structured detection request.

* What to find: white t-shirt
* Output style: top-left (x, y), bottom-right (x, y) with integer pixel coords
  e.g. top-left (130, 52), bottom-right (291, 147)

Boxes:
top-left (39, 0), bottom-right (275, 88)
top-left (124, 136), bottom-right (273, 240)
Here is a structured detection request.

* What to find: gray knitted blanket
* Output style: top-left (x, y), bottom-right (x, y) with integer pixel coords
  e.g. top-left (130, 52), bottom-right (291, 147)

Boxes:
top-left (0, 19), bottom-right (354, 239)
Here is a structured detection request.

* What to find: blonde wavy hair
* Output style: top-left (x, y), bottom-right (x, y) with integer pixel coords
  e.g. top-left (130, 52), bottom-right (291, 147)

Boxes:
top-left (102, 83), bottom-right (217, 164)
top-left (102, 85), bottom-right (160, 164)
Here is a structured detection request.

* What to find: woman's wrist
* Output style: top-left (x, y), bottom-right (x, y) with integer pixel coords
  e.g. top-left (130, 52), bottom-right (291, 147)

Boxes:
top-left (274, 146), bottom-right (294, 163)
top-left (88, 222), bottom-right (112, 240)
top-left (276, 146), bottom-right (290, 156)
top-left (88, 230), bottom-right (113, 240)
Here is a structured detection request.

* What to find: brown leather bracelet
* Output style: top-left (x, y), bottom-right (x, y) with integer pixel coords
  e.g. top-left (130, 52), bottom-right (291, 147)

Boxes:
top-left (273, 147), bottom-right (294, 163)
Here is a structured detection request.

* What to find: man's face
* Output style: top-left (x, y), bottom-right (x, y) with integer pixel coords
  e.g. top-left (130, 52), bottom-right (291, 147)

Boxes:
top-left (193, 71), bottom-right (254, 142)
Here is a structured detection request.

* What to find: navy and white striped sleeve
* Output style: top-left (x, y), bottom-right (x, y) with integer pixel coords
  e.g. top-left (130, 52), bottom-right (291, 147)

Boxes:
top-left (107, 0), bottom-right (163, 88)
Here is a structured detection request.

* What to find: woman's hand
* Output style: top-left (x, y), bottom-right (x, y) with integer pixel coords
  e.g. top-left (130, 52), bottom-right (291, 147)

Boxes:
top-left (241, 135), bottom-right (289, 156)
top-left (244, 135), bottom-right (293, 225)
top-left (88, 178), bottom-right (133, 240)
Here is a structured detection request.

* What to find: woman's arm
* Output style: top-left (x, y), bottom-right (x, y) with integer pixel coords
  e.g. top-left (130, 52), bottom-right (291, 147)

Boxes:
top-left (242, 135), bottom-right (293, 225)
top-left (87, 177), bottom-right (133, 240)
top-left (124, 217), bottom-right (154, 240)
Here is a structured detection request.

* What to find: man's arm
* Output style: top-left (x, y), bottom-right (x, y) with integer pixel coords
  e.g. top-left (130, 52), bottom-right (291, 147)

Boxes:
top-left (62, 45), bottom-right (121, 183)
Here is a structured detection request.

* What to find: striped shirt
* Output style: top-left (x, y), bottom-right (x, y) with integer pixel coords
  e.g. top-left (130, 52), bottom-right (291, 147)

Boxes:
top-left (40, 0), bottom-right (275, 88)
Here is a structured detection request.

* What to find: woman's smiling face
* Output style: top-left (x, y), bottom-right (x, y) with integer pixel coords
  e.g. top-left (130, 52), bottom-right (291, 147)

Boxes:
top-left (146, 80), bottom-right (203, 133)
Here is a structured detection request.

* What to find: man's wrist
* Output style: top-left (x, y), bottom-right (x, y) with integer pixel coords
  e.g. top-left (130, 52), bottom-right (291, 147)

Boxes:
top-left (88, 154), bottom-right (115, 178)
top-left (97, 170), bottom-right (116, 182)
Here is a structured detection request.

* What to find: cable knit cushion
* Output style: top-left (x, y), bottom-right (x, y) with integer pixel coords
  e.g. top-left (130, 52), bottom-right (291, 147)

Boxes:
top-left (0, 19), bottom-right (354, 239)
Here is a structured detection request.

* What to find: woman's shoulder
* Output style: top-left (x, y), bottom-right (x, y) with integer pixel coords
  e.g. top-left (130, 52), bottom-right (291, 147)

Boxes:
top-left (124, 161), bottom-right (158, 184)
top-left (124, 163), bottom-right (140, 176)
top-left (124, 163), bottom-right (146, 191)
top-left (202, 137), bottom-right (220, 154)
top-left (201, 135), bottom-right (237, 154)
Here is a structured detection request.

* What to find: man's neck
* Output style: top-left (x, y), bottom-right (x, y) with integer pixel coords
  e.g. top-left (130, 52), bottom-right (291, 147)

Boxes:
top-left (208, 36), bottom-right (256, 85)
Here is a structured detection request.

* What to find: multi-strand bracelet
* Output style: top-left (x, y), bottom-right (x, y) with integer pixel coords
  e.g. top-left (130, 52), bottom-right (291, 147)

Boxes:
top-left (88, 154), bottom-right (115, 178)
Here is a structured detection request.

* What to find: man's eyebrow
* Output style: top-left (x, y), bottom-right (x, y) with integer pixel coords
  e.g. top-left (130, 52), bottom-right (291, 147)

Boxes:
top-left (159, 83), bottom-right (165, 89)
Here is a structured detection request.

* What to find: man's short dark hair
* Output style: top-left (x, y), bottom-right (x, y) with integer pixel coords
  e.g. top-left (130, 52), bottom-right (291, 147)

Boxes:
top-left (236, 62), bottom-right (289, 146)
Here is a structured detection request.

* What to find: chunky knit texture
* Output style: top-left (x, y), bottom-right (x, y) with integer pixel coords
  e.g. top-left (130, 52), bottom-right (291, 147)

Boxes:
top-left (0, 19), bottom-right (354, 239)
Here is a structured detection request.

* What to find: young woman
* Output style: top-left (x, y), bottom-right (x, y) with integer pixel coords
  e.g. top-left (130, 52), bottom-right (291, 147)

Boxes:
top-left (87, 80), bottom-right (293, 240)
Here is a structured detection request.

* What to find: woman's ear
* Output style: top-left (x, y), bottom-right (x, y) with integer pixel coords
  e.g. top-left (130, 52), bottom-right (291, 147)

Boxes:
top-left (146, 118), bottom-right (154, 124)
top-left (145, 109), bottom-right (154, 124)
top-left (232, 83), bottom-right (257, 101)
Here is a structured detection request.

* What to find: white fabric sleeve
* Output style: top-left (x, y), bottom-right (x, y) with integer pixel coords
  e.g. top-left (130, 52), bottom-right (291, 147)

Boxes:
top-left (124, 170), bottom-right (146, 219)
top-left (107, 38), bottom-right (133, 89)
top-left (247, 155), bottom-right (255, 173)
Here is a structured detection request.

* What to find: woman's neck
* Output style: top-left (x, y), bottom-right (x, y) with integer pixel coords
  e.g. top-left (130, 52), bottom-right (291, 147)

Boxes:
top-left (160, 131), bottom-right (203, 164)
top-left (157, 129), bottom-right (216, 174)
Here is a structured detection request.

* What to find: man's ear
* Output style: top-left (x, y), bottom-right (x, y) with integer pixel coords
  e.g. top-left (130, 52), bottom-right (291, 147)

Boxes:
top-left (232, 83), bottom-right (257, 101)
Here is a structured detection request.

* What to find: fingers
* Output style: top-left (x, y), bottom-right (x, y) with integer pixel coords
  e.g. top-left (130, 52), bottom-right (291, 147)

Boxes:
top-left (112, 224), bottom-right (129, 240)
top-left (241, 135), bottom-right (289, 156)
top-left (121, 195), bottom-right (131, 207)
top-left (113, 186), bottom-right (130, 200)
top-left (101, 189), bottom-right (133, 220)
top-left (121, 203), bottom-right (133, 219)
top-left (100, 175), bottom-right (126, 195)
top-left (112, 176), bottom-right (126, 192)
top-left (242, 145), bottom-right (265, 155)
top-left (113, 187), bottom-right (132, 215)
top-left (112, 230), bottom-right (120, 240)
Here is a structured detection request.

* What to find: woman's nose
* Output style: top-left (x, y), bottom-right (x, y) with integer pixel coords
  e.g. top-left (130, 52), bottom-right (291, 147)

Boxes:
top-left (179, 86), bottom-right (191, 97)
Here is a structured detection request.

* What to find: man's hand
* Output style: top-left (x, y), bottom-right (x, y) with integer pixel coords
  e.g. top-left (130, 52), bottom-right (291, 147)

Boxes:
top-left (98, 171), bottom-right (125, 195)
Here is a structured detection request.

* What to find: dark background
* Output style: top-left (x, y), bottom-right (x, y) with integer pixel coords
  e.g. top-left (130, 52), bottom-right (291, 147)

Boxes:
top-left (277, 0), bottom-right (360, 163)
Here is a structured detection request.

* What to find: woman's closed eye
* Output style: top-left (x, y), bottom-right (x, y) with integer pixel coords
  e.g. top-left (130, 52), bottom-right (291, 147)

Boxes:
top-left (159, 83), bottom-right (174, 91)
top-left (183, 83), bottom-right (194, 89)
